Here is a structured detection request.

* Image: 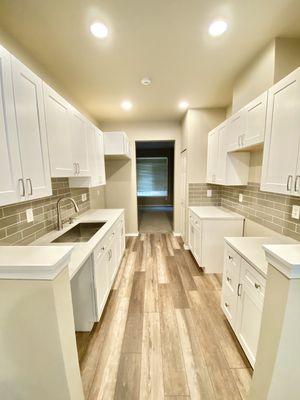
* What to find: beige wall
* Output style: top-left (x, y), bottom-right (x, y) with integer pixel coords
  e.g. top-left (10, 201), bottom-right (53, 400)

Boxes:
top-left (274, 37), bottom-right (300, 82)
top-left (101, 121), bottom-right (182, 234)
top-left (248, 150), bottom-right (263, 184)
top-left (183, 109), bottom-right (226, 183)
top-left (232, 41), bottom-right (275, 112)
top-left (89, 186), bottom-right (106, 209)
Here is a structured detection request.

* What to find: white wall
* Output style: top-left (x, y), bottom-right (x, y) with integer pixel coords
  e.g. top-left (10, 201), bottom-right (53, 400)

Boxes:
top-left (101, 121), bottom-right (182, 234)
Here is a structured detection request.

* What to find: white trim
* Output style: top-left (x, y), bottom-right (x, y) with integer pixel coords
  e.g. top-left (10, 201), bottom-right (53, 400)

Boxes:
top-left (126, 232), bottom-right (139, 237)
top-left (173, 232), bottom-right (181, 237)
top-left (0, 246), bottom-right (73, 280)
top-left (184, 244), bottom-right (190, 250)
top-left (264, 245), bottom-right (300, 279)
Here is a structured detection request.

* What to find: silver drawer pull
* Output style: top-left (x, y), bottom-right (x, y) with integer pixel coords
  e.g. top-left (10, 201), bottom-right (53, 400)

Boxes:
top-left (228, 255), bottom-right (233, 260)
top-left (237, 283), bottom-right (242, 296)
top-left (254, 283), bottom-right (261, 290)
top-left (287, 175), bottom-right (293, 191)
top-left (226, 276), bottom-right (231, 283)
top-left (225, 302), bottom-right (229, 308)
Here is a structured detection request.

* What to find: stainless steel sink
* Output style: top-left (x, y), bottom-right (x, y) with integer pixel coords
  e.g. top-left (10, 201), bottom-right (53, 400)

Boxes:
top-left (51, 222), bottom-right (106, 243)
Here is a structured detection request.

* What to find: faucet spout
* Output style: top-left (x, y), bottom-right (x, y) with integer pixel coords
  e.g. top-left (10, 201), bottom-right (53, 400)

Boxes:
top-left (56, 197), bottom-right (79, 230)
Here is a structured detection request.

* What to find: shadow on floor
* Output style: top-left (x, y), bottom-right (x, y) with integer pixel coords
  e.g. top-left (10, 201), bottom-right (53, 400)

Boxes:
top-left (138, 205), bottom-right (173, 233)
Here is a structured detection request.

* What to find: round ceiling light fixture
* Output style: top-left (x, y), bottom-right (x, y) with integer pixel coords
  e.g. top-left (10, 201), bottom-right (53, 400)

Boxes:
top-left (209, 20), bottom-right (228, 37)
top-left (179, 100), bottom-right (189, 110)
top-left (141, 77), bottom-right (152, 86)
top-left (121, 100), bottom-right (133, 111)
top-left (90, 22), bottom-right (109, 39)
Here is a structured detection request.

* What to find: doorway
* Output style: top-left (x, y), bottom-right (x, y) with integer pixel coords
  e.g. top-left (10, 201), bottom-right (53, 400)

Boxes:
top-left (136, 141), bottom-right (174, 233)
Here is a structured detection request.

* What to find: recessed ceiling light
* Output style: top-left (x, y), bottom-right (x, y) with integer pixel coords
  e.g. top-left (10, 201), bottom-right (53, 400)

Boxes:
top-left (141, 77), bottom-right (152, 86)
top-left (209, 20), bottom-right (228, 37)
top-left (121, 100), bottom-right (133, 111)
top-left (179, 101), bottom-right (189, 110)
top-left (90, 22), bottom-right (108, 39)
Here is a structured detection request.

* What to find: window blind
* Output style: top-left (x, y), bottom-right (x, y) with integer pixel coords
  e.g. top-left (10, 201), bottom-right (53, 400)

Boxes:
top-left (137, 157), bottom-right (168, 197)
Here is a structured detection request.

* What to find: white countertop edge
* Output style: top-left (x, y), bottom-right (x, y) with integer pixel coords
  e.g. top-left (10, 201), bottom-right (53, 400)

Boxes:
top-left (0, 246), bottom-right (73, 281)
top-left (224, 237), bottom-right (267, 278)
top-left (189, 206), bottom-right (245, 220)
top-left (263, 245), bottom-right (300, 279)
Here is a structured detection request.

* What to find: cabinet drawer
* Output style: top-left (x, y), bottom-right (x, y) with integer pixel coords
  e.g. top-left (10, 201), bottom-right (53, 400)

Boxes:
top-left (242, 260), bottom-right (266, 301)
top-left (223, 244), bottom-right (241, 293)
top-left (221, 285), bottom-right (237, 329)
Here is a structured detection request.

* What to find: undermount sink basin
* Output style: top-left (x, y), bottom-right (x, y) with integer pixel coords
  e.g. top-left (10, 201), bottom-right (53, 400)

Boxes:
top-left (51, 222), bottom-right (106, 243)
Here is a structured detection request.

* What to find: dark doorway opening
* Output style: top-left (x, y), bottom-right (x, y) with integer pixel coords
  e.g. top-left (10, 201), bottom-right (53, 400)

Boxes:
top-left (136, 140), bottom-right (174, 233)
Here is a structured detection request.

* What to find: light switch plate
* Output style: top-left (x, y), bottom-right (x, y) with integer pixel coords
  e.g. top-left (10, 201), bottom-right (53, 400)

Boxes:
top-left (26, 208), bottom-right (34, 223)
top-left (207, 190), bottom-right (212, 198)
top-left (239, 194), bottom-right (243, 203)
top-left (81, 193), bottom-right (87, 202)
top-left (292, 205), bottom-right (300, 219)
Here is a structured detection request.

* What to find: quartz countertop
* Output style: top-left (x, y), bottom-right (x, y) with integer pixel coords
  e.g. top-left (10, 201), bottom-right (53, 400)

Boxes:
top-left (225, 236), bottom-right (297, 278)
top-left (33, 208), bottom-right (124, 279)
top-left (263, 243), bottom-right (300, 279)
top-left (189, 206), bottom-right (244, 220)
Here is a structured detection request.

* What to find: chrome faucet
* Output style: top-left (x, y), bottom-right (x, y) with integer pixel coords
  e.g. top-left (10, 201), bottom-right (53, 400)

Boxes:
top-left (56, 197), bottom-right (79, 230)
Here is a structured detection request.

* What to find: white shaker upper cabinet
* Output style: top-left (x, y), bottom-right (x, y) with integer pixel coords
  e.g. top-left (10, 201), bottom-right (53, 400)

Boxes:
top-left (206, 128), bottom-right (219, 184)
top-left (227, 110), bottom-right (246, 152)
top-left (216, 122), bottom-right (228, 184)
top-left (244, 91), bottom-right (267, 148)
top-left (11, 57), bottom-right (52, 200)
top-left (70, 110), bottom-right (90, 176)
top-left (261, 68), bottom-right (300, 195)
top-left (43, 83), bottom-right (74, 177)
top-left (0, 47), bottom-right (23, 206)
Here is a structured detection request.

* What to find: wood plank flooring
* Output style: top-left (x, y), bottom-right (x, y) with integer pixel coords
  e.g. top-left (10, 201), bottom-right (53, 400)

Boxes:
top-left (76, 234), bottom-right (252, 400)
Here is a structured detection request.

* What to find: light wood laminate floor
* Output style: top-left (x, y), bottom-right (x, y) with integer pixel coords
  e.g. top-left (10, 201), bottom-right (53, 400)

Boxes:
top-left (76, 233), bottom-right (252, 400)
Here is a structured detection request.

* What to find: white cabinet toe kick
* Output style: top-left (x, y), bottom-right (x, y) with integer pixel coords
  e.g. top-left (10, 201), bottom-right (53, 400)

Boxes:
top-left (71, 213), bottom-right (125, 332)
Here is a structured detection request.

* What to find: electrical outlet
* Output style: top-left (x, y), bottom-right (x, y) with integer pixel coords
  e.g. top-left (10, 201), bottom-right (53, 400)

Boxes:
top-left (207, 189), bottom-right (212, 198)
top-left (81, 193), bottom-right (87, 202)
top-left (26, 208), bottom-right (34, 223)
top-left (239, 193), bottom-right (243, 203)
top-left (292, 205), bottom-right (300, 219)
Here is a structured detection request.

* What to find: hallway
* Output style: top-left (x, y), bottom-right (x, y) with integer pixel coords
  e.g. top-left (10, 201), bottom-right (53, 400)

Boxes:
top-left (76, 233), bottom-right (251, 400)
top-left (138, 206), bottom-right (173, 233)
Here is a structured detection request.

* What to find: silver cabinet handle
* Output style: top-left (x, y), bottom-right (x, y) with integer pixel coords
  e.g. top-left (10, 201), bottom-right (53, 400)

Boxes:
top-left (78, 163), bottom-right (80, 175)
top-left (237, 283), bottom-right (242, 296)
top-left (238, 135), bottom-right (241, 146)
top-left (287, 175), bottom-right (293, 191)
top-left (18, 178), bottom-right (25, 197)
top-left (294, 175), bottom-right (300, 192)
top-left (225, 302), bottom-right (229, 308)
top-left (254, 283), bottom-right (261, 290)
top-left (26, 178), bottom-right (33, 195)
top-left (73, 163), bottom-right (77, 175)
top-left (226, 276), bottom-right (231, 283)
top-left (228, 255), bottom-right (233, 260)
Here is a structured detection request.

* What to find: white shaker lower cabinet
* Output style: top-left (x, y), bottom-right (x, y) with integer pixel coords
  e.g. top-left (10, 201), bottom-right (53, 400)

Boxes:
top-left (221, 243), bottom-right (266, 367)
top-left (188, 207), bottom-right (244, 273)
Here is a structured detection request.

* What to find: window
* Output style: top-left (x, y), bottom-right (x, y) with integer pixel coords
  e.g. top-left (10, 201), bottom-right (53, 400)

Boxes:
top-left (137, 157), bottom-right (168, 197)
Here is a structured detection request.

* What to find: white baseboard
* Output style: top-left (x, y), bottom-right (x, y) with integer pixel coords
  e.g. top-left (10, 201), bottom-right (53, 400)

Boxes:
top-left (173, 232), bottom-right (181, 237)
top-left (183, 244), bottom-right (190, 250)
top-left (125, 232), bottom-right (139, 237)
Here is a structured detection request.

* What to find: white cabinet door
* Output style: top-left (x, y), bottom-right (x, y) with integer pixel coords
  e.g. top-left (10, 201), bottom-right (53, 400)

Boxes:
top-left (261, 68), bottom-right (300, 194)
top-left (90, 128), bottom-right (106, 186)
top-left (0, 47), bottom-right (24, 206)
top-left (244, 91), bottom-right (267, 148)
top-left (12, 57), bottom-right (52, 200)
top-left (216, 122), bottom-right (228, 184)
top-left (70, 110), bottom-right (90, 176)
top-left (43, 83), bottom-right (74, 177)
top-left (193, 223), bottom-right (202, 265)
top-left (227, 110), bottom-right (246, 152)
top-left (188, 213), bottom-right (195, 251)
top-left (235, 260), bottom-right (265, 367)
top-left (94, 248), bottom-right (110, 321)
top-left (206, 129), bottom-right (219, 183)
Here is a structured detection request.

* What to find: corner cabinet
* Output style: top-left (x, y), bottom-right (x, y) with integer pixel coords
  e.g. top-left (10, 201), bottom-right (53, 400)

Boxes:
top-left (261, 68), bottom-right (300, 195)
top-left (221, 243), bottom-right (266, 367)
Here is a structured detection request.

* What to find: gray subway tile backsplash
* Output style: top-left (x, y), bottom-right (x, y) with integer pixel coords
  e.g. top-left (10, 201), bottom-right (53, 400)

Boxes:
top-left (189, 182), bottom-right (300, 241)
top-left (0, 178), bottom-right (90, 246)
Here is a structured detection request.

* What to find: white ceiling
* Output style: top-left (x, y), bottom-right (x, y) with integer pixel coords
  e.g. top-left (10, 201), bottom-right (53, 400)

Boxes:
top-left (1, 0), bottom-right (300, 122)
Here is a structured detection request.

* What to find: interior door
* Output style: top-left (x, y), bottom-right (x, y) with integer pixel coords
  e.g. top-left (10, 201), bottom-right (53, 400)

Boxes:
top-left (12, 57), bottom-right (52, 200)
top-left (261, 69), bottom-right (300, 194)
top-left (180, 150), bottom-right (187, 240)
top-left (0, 47), bottom-right (23, 206)
top-left (43, 83), bottom-right (73, 177)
